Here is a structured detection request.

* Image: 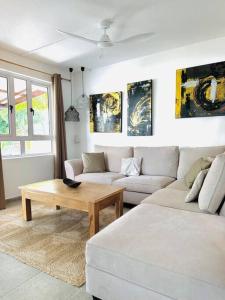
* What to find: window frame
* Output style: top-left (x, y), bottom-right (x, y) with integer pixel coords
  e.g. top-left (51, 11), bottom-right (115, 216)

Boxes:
top-left (0, 70), bottom-right (53, 157)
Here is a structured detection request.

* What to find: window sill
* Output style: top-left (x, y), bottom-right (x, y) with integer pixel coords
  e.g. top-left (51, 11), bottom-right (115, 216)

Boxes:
top-left (2, 153), bottom-right (54, 160)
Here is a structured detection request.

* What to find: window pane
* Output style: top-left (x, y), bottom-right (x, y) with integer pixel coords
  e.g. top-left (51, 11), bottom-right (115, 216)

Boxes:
top-left (0, 77), bottom-right (9, 135)
top-left (1, 141), bottom-right (21, 156)
top-left (25, 140), bottom-right (51, 155)
top-left (32, 85), bottom-right (50, 135)
top-left (14, 78), bottom-right (28, 136)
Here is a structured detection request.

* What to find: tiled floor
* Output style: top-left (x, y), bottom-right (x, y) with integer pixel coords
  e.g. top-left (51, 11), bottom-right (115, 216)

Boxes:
top-left (0, 252), bottom-right (91, 300)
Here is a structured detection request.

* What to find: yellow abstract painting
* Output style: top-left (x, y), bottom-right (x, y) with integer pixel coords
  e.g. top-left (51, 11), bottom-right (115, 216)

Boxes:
top-left (90, 92), bottom-right (122, 133)
top-left (127, 80), bottom-right (152, 136)
top-left (176, 61), bottom-right (225, 118)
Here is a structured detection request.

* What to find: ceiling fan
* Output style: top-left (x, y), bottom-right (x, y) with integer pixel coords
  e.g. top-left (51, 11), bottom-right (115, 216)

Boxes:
top-left (57, 19), bottom-right (155, 48)
top-left (23, 19), bottom-right (155, 56)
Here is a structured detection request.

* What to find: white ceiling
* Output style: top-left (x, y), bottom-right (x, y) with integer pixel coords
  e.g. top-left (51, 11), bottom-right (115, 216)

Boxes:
top-left (1, 0), bottom-right (225, 69)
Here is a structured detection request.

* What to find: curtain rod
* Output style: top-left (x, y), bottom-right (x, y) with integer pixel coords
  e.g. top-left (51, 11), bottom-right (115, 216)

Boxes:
top-left (0, 58), bottom-right (71, 82)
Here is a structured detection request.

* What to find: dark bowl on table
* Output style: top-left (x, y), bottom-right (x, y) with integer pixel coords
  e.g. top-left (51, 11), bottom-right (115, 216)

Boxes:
top-left (63, 178), bottom-right (81, 188)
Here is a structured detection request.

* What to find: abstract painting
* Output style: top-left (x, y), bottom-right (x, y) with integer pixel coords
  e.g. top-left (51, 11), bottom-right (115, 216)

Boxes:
top-left (176, 61), bottom-right (225, 118)
top-left (127, 80), bottom-right (152, 136)
top-left (90, 92), bottom-right (122, 133)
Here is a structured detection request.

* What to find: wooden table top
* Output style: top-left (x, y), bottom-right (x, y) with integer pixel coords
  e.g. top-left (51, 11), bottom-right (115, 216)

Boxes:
top-left (19, 179), bottom-right (124, 204)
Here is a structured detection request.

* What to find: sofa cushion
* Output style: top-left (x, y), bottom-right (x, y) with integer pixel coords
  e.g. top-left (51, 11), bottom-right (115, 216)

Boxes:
top-left (166, 179), bottom-right (189, 191)
top-left (75, 172), bottom-right (125, 185)
top-left (133, 146), bottom-right (179, 178)
top-left (142, 188), bottom-right (202, 213)
top-left (121, 157), bottom-right (142, 176)
top-left (94, 145), bottom-right (133, 173)
top-left (82, 152), bottom-right (106, 173)
top-left (86, 204), bottom-right (225, 300)
top-left (185, 169), bottom-right (208, 203)
top-left (113, 175), bottom-right (175, 194)
top-left (184, 157), bottom-right (212, 188)
top-left (177, 146), bottom-right (225, 180)
top-left (199, 154), bottom-right (225, 213)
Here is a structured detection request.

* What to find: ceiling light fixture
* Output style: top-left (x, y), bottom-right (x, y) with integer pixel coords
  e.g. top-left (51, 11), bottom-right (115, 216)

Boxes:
top-left (76, 66), bottom-right (89, 109)
top-left (65, 67), bottom-right (80, 122)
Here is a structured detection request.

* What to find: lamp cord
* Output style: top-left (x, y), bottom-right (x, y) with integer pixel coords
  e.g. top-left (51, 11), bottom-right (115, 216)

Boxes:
top-left (70, 71), bottom-right (73, 106)
top-left (82, 70), bottom-right (85, 98)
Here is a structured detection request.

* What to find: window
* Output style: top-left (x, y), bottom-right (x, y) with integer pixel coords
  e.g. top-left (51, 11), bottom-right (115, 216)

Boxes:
top-left (14, 78), bottom-right (28, 136)
top-left (0, 77), bottom-right (9, 135)
top-left (32, 84), bottom-right (50, 135)
top-left (0, 72), bottom-right (52, 157)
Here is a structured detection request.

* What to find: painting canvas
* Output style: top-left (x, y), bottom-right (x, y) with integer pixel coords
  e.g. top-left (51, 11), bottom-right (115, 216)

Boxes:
top-left (176, 61), bottom-right (225, 118)
top-left (127, 80), bottom-right (152, 136)
top-left (90, 92), bottom-right (122, 133)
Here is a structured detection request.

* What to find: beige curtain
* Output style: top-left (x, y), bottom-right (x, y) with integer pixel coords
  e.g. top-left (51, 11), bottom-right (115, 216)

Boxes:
top-left (0, 147), bottom-right (5, 209)
top-left (52, 74), bottom-right (67, 179)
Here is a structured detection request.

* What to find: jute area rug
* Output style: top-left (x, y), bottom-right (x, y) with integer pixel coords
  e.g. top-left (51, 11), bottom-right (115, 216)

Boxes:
top-left (0, 199), bottom-right (118, 287)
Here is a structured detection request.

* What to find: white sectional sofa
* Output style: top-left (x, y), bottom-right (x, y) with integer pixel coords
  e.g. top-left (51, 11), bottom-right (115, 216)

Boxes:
top-left (65, 145), bottom-right (225, 205)
top-left (65, 145), bottom-right (225, 300)
top-left (65, 145), bottom-right (180, 204)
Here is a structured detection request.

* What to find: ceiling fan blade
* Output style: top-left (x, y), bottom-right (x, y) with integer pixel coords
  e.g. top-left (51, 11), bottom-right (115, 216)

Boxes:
top-left (22, 37), bottom-right (67, 56)
top-left (115, 32), bottom-right (155, 45)
top-left (57, 29), bottom-right (98, 45)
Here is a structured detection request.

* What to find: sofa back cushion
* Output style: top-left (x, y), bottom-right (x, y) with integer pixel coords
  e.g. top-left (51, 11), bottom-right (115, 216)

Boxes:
top-left (94, 145), bottom-right (133, 173)
top-left (198, 154), bottom-right (225, 214)
top-left (177, 146), bottom-right (225, 180)
top-left (133, 146), bottom-right (179, 178)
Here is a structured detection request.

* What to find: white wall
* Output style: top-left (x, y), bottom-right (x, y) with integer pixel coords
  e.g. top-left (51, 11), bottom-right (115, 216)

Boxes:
top-left (75, 36), bottom-right (225, 153)
top-left (3, 155), bottom-right (54, 199)
top-left (0, 48), bottom-right (74, 199)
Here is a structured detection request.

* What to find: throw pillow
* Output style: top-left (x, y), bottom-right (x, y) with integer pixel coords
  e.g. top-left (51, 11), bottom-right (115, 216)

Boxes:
top-left (198, 154), bottom-right (225, 213)
top-left (185, 169), bottom-right (208, 203)
top-left (82, 152), bottom-right (106, 173)
top-left (184, 157), bottom-right (212, 188)
top-left (121, 157), bottom-right (142, 176)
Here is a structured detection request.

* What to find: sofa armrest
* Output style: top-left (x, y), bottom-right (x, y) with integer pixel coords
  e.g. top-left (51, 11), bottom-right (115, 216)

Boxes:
top-left (64, 159), bottom-right (83, 180)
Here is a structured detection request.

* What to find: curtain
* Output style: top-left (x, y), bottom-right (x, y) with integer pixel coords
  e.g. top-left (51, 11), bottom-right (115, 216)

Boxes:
top-left (52, 74), bottom-right (67, 179)
top-left (0, 147), bottom-right (5, 209)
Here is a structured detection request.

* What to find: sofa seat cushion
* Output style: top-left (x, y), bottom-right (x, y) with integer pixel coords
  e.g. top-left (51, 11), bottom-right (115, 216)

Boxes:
top-left (113, 175), bottom-right (175, 194)
top-left (142, 188), bottom-right (202, 213)
top-left (86, 204), bottom-right (225, 300)
top-left (75, 172), bottom-right (125, 185)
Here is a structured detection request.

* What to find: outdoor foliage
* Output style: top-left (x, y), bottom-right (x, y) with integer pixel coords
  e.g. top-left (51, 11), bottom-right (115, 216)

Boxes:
top-left (0, 92), bottom-right (49, 155)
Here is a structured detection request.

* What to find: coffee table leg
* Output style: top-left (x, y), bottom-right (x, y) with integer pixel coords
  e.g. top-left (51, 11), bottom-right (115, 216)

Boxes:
top-left (56, 205), bottom-right (60, 210)
top-left (22, 194), bottom-right (32, 221)
top-left (88, 203), bottom-right (99, 238)
top-left (115, 192), bottom-right (123, 218)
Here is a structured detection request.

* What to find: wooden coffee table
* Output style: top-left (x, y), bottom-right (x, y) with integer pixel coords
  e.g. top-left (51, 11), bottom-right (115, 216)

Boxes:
top-left (19, 179), bottom-right (124, 237)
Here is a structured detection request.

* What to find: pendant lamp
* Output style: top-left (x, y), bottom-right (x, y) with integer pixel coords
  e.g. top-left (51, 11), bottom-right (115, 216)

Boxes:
top-left (77, 66), bottom-right (89, 109)
top-left (65, 67), bottom-right (80, 122)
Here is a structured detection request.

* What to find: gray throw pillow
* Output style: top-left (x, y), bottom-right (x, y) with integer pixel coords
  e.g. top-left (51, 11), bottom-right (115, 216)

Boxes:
top-left (184, 157), bottom-right (212, 188)
top-left (199, 154), bottom-right (225, 213)
top-left (82, 152), bottom-right (106, 173)
top-left (185, 169), bottom-right (208, 203)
